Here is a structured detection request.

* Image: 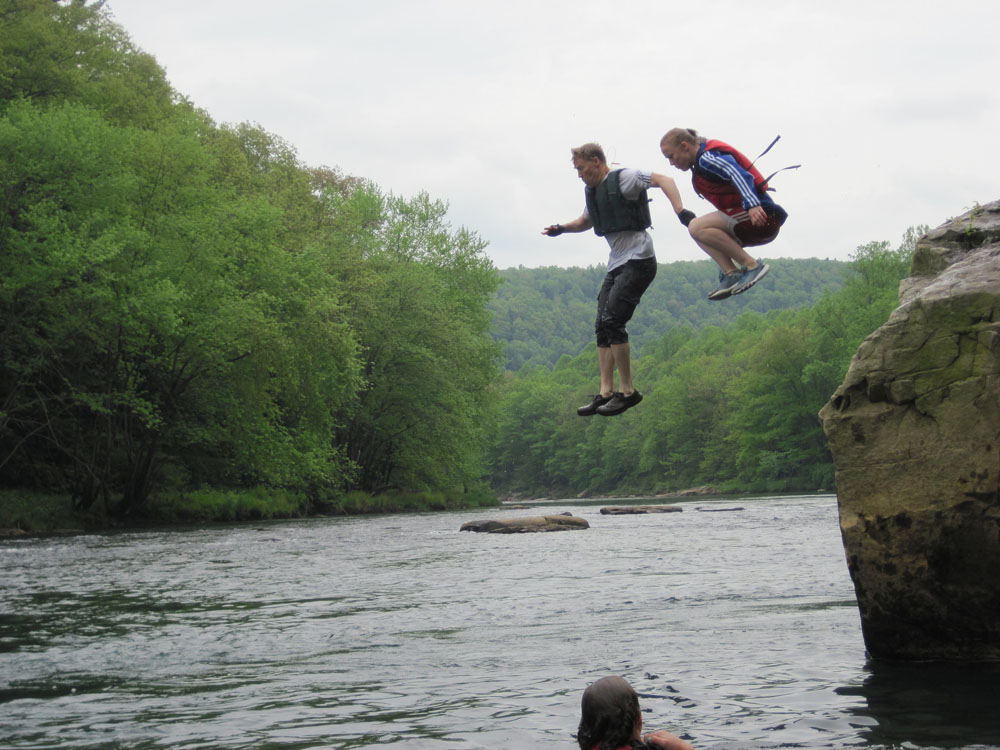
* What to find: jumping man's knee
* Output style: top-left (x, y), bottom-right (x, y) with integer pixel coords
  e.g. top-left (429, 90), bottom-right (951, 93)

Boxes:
top-left (597, 316), bottom-right (629, 346)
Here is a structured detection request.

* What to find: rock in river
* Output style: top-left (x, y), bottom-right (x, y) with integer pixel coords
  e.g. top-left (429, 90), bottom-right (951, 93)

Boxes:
top-left (460, 514), bottom-right (589, 533)
top-left (819, 199), bottom-right (1000, 661)
top-left (600, 505), bottom-right (682, 514)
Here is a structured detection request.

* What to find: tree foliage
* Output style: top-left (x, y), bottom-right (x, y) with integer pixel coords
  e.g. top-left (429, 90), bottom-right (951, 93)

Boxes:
top-left (486, 231), bottom-right (925, 497)
top-left (0, 1), bottom-right (501, 514)
top-left (490, 258), bottom-right (847, 370)
top-left (329, 187), bottom-right (502, 492)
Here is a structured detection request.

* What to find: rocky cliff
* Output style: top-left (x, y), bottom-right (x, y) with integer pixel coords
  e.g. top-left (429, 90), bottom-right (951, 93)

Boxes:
top-left (819, 200), bottom-right (1000, 661)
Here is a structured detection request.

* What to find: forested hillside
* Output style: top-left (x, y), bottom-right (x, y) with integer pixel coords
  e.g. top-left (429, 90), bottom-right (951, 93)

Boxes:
top-left (0, 0), bottom-right (500, 520)
top-left (486, 231), bottom-right (923, 498)
top-left (490, 258), bottom-right (847, 370)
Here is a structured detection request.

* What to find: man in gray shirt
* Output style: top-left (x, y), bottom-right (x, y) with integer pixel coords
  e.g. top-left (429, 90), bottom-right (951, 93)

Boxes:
top-left (543, 142), bottom-right (687, 416)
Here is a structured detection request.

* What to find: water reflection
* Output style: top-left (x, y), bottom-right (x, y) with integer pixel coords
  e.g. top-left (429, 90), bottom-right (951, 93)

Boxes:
top-left (838, 661), bottom-right (1000, 747)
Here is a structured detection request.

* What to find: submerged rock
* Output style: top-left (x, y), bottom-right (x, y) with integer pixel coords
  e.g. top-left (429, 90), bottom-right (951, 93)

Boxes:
top-left (599, 505), bottom-right (682, 515)
top-left (819, 199), bottom-right (1000, 661)
top-left (460, 514), bottom-right (589, 533)
top-left (695, 507), bottom-right (744, 513)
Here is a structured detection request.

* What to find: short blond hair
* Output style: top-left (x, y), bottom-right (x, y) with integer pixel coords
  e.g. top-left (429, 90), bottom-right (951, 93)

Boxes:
top-left (570, 143), bottom-right (606, 164)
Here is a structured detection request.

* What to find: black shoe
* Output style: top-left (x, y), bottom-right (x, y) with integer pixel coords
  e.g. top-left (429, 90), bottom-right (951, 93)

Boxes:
top-left (577, 393), bottom-right (613, 416)
top-left (596, 390), bottom-right (643, 416)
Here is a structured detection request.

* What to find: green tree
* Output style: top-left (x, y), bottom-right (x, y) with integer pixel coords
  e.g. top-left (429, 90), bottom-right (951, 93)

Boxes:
top-left (1, 0), bottom-right (507, 518)
top-left (328, 186), bottom-right (502, 493)
top-left (0, 100), bottom-right (363, 512)
top-left (727, 314), bottom-right (833, 489)
top-left (0, 0), bottom-right (177, 127)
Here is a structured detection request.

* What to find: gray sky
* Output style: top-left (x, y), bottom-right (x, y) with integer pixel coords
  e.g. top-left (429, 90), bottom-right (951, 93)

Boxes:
top-left (107, 0), bottom-right (999, 270)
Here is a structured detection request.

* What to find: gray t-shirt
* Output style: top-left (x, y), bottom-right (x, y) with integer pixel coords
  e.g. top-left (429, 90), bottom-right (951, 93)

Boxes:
top-left (583, 168), bottom-right (655, 272)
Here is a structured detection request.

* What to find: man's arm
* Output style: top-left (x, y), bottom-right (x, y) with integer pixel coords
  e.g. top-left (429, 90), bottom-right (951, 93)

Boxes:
top-left (649, 172), bottom-right (695, 226)
top-left (649, 172), bottom-right (685, 214)
top-left (542, 213), bottom-right (593, 236)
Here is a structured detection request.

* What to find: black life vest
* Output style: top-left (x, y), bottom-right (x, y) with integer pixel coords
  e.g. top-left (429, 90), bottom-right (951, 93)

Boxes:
top-left (584, 169), bottom-right (652, 237)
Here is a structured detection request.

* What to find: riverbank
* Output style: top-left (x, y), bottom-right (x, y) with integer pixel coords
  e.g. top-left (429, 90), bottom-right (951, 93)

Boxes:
top-left (0, 487), bottom-right (500, 536)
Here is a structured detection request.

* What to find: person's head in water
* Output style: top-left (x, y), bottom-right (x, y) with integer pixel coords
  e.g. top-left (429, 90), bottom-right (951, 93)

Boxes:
top-left (577, 675), bottom-right (642, 750)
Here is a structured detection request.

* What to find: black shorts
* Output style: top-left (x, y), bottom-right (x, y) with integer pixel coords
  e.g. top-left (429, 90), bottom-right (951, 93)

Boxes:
top-left (595, 256), bottom-right (657, 347)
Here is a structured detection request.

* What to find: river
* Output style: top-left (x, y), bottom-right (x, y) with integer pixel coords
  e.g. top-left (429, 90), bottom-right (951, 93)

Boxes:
top-left (2, 493), bottom-right (1000, 749)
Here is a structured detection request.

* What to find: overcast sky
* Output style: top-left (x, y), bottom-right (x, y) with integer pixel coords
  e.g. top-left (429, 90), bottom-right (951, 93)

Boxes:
top-left (106, 0), bottom-right (999, 270)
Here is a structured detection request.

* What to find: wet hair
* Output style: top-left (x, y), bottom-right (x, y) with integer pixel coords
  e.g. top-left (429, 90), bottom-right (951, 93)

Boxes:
top-left (571, 142), bottom-right (607, 164)
top-left (576, 675), bottom-right (641, 750)
top-left (660, 128), bottom-right (703, 149)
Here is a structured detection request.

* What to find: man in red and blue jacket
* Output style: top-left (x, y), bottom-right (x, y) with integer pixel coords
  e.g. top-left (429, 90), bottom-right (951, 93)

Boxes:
top-left (660, 128), bottom-right (788, 301)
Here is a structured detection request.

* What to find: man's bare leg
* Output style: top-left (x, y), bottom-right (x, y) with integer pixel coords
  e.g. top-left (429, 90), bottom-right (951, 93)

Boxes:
top-left (611, 342), bottom-right (633, 395)
top-left (598, 345), bottom-right (615, 396)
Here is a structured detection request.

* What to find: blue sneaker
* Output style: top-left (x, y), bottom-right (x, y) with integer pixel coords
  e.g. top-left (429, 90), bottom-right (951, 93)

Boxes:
top-left (707, 269), bottom-right (745, 301)
top-left (732, 261), bottom-right (770, 295)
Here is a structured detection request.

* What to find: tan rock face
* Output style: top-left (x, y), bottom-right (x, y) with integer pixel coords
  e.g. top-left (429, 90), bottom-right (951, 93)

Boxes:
top-left (819, 200), bottom-right (1000, 660)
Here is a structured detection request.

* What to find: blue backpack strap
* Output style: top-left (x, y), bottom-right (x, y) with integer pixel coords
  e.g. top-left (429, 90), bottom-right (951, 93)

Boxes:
top-left (763, 164), bottom-right (802, 185)
top-left (751, 134), bottom-right (783, 166)
top-left (752, 135), bottom-right (801, 191)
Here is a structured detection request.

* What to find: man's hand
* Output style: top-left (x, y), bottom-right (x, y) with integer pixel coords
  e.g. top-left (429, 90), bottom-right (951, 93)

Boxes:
top-left (542, 224), bottom-right (564, 236)
top-left (748, 205), bottom-right (767, 226)
top-left (677, 209), bottom-right (696, 227)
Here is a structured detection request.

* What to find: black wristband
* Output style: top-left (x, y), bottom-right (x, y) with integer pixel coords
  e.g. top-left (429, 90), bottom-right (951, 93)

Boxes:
top-left (678, 209), bottom-right (696, 227)
top-left (549, 224), bottom-right (564, 236)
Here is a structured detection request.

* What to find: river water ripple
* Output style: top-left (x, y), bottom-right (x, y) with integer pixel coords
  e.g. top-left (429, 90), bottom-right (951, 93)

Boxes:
top-left (3, 494), bottom-right (1000, 748)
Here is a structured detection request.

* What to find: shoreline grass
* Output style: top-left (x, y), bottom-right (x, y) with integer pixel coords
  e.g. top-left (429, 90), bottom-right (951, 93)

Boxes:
top-left (0, 487), bottom-right (500, 536)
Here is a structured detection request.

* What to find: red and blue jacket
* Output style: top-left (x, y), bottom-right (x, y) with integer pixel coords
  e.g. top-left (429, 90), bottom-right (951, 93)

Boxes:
top-left (691, 139), bottom-right (774, 215)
